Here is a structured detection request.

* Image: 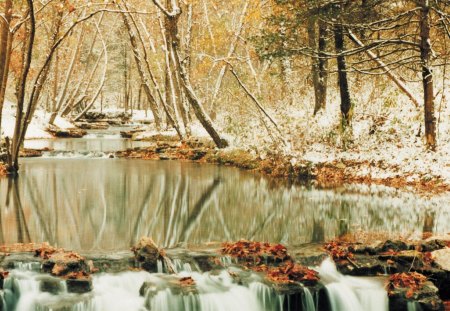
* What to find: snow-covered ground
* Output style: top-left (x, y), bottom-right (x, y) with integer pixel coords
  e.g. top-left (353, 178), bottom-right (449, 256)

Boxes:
top-left (1, 101), bottom-right (74, 139)
top-left (216, 84), bottom-right (450, 185)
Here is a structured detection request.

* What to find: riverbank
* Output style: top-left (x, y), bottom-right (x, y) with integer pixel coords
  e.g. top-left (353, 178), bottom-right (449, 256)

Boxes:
top-left (115, 136), bottom-right (450, 196)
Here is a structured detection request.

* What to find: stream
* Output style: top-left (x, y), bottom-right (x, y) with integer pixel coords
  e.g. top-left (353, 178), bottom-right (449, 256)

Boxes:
top-left (1, 128), bottom-right (449, 310)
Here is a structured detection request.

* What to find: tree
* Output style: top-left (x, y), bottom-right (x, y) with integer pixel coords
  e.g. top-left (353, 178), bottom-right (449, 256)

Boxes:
top-left (151, 0), bottom-right (228, 148)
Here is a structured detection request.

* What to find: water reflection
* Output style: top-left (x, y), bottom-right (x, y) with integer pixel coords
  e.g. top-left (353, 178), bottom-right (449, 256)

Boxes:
top-left (0, 159), bottom-right (449, 251)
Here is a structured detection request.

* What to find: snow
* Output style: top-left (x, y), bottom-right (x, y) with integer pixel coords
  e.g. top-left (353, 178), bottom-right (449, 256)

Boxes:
top-left (1, 100), bottom-right (74, 140)
top-left (216, 81), bottom-right (450, 185)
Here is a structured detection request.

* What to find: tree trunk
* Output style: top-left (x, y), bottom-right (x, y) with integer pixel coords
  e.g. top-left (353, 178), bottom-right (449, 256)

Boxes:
top-left (420, 0), bottom-right (436, 150)
top-left (308, 16), bottom-right (328, 115)
top-left (316, 20), bottom-right (328, 114)
top-left (334, 23), bottom-right (352, 128)
top-left (9, 0), bottom-right (35, 173)
top-left (0, 0), bottom-right (13, 138)
top-left (49, 24), bottom-right (85, 125)
top-left (119, 6), bottom-right (164, 131)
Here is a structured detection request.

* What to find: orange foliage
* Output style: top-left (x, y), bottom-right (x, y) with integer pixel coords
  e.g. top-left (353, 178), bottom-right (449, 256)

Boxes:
top-left (266, 262), bottom-right (319, 285)
top-left (0, 163), bottom-right (6, 176)
top-left (221, 240), bottom-right (290, 262)
top-left (324, 240), bottom-right (355, 260)
top-left (387, 272), bottom-right (427, 298)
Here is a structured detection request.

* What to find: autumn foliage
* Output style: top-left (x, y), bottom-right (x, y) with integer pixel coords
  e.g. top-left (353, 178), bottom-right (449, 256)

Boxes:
top-left (221, 240), bottom-right (320, 285)
top-left (221, 240), bottom-right (290, 262)
top-left (387, 272), bottom-right (427, 299)
top-left (266, 262), bottom-right (319, 286)
top-left (324, 240), bottom-right (355, 260)
top-left (0, 163), bottom-right (6, 176)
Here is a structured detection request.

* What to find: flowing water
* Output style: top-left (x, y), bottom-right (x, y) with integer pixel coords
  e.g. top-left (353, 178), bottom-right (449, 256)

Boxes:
top-left (2, 259), bottom-right (388, 311)
top-left (1, 129), bottom-right (449, 310)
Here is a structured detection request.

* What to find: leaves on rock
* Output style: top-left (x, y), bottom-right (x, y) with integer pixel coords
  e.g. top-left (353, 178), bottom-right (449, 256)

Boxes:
top-left (387, 272), bottom-right (427, 298)
top-left (266, 262), bottom-right (319, 285)
top-left (324, 240), bottom-right (354, 260)
top-left (221, 240), bottom-right (290, 262)
top-left (35, 243), bottom-right (59, 259)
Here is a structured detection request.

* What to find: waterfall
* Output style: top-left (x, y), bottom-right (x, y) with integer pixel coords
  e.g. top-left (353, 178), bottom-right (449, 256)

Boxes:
top-left (144, 271), bottom-right (262, 311)
top-left (3, 259), bottom-right (390, 311)
top-left (316, 258), bottom-right (389, 311)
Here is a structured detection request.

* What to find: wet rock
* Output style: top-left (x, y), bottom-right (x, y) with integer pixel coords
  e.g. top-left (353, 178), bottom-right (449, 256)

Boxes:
top-left (42, 252), bottom-right (88, 277)
top-left (389, 281), bottom-right (444, 311)
top-left (39, 275), bottom-right (65, 294)
top-left (420, 240), bottom-right (448, 252)
top-left (291, 244), bottom-right (328, 267)
top-left (336, 255), bottom-right (386, 276)
top-left (132, 237), bottom-right (166, 273)
top-left (140, 277), bottom-right (197, 298)
top-left (378, 240), bottom-right (410, 253)
top-left (0, 269), bottom-right (8, 290)
top-left (84, 252), bottom-right (135, 273)
top-left (66, 277), bottom-right (93, 294)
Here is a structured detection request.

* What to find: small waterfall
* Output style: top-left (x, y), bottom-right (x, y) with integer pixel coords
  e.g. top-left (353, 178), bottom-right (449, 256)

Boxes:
top-left (249, 282), bottom-right (283, 311)
top-left (144, 270), bottom-right (263, 311)
top-left (407, 301), bottom-right (423, 311)
top-left (42, 151), bottom-right (113, 159)
top-left (3, 269), bottom-right (149, 311)
top-left (172, 259), bottom-right (197, 273)
top-left (316, 258), bottom-right (388, 311)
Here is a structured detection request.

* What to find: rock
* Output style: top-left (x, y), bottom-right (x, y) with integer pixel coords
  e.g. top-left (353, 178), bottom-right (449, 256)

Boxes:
top-left (132, 237), bottom-right (165, 272)
top-left (335, 255), bottom-right (386, 276)
top-left (432, 249), bottom-right (450, 299)
top-left (0, 269), bottom-right (8, 290)
top-left (389, 281), bottom-right (444, 311)
top-left (47, 127), bottom-right (87, 138)
top-left (378, 240), bottom-right (410, 253)
top-left (84, 252), bottom-right (135, 273)
top-left (420, 240), bottom-right (448, 252)
top-left (39, 275), bottom-right (65, 294)
top-left (75, 122), bottom-right (109, 130)
top-left (66, 277), bottom-right (93, 294)
top-left (41, 252), bottom-right (89, 278)
top-left (84, 111), bottom-right (131, 121)
top-left (433, 249), bottom-right (450, 271)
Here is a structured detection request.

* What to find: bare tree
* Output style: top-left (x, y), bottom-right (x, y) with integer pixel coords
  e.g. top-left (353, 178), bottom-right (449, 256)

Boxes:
top-left (151, 0), bottom-right (228, 148)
